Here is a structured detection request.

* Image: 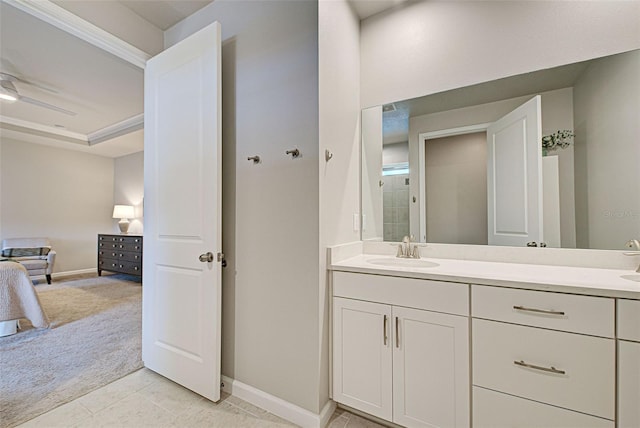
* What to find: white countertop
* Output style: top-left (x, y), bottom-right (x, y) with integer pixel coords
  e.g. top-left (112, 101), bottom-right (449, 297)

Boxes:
top-left (331, 254), bottom-right (640, 299)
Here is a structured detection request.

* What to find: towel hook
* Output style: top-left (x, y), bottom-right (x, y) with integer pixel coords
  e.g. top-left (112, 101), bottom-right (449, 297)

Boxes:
top-left (285, 148), bottom-right (300, 159)
top-left (325, 149), bottom-right (333, 162)
top-left (247, 155), bottom-right (261, 164)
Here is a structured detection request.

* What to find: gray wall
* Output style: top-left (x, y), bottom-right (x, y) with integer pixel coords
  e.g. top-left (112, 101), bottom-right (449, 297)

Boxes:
top-left (360, 1), bottom-right (640, 108)
top-left (425, 132), bottom-right (488, 245)
top-left (0, 138), bottom-right (114, 274)
top-left (165, 0), bottom-right (322, 413)
top-left (574, 50), bottom-right (640, 249)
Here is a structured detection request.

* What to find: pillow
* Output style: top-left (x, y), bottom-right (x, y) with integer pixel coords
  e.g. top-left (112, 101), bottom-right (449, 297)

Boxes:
top-left (1, 247), bottom-right (51, 257)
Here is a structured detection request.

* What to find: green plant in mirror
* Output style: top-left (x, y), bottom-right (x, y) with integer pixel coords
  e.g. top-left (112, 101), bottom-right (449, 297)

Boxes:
top-left (542, 130), bottom-right (575, 156)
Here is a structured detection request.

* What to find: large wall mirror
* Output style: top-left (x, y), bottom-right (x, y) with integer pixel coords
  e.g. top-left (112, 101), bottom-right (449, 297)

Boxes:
top-left (361, 49), bottom-right (639, 250)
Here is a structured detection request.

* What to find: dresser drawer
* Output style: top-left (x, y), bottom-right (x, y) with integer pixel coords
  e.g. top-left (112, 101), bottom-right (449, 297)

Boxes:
top-left (333, 271), bottom-right (468, 316)
top-left (618, 299), bottom-right (640, 341)
top-left (99, 259), bottom-right (141, 275)
top-left (99, 250), bottom-right (141, 262)
top-left (472, 319), bottom-right (615, 419)
top-left (473, 386), bottom-right (613, 428)
top-left (98, 235), bottom-right (142, 244)
top-left (472, 285), bottom-right (614, 337)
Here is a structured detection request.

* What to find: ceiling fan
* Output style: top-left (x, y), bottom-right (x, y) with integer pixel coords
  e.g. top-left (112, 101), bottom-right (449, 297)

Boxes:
top-left (0, 72), bottom-right (76, 116)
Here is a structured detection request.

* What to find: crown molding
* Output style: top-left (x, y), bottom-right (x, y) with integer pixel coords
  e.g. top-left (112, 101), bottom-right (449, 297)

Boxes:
top-left (3, 0), bottom-right (150, 69)
top-left (89, 113), bottom-right (144, 145)
top-left (0, 115), bottom-right (88, 145)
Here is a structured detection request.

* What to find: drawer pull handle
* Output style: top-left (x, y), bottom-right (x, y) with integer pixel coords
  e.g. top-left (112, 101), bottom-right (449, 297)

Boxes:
top-left (514, 360), bottom-right (566, 375)
top-left (383, 315), bottom-right (388, 346)
top-left (395, 317), bottom-right (400, 348)
top-left (513, 305), bottom-right (565, 316)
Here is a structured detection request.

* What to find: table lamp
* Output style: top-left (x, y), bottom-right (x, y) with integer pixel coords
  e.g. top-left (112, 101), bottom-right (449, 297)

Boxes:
top-left (113, 204), bottom-right (135, 234)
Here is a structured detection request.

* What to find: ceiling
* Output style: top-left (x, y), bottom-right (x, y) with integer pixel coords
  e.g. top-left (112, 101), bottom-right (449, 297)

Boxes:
top-left (0, 0), bottom-right (396, 158)
top-left (0, 1), bottom-right (214, 158)
top-left (382, 60), bottom-right (593, 145)
top-left (119, 0), bottom-right (214, 30)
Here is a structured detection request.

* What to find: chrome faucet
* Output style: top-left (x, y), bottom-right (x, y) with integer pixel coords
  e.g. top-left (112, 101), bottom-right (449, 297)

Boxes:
top-left (624, 239), bottom-right (640, 272)
top-left (397, 235), bottom-right (420, 259)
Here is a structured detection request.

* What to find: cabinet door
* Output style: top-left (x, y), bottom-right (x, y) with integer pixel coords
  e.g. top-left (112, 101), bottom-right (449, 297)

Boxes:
top-left (619, 340), bottom-right (640, 428)
top-left (393, 306), bottom-right (470, 428)
top-left (333, 297), bottom-right (392, 421)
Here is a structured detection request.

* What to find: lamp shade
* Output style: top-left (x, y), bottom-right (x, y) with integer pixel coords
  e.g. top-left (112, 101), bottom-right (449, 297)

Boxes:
top-left (112, 205), bottom-right (135, 219)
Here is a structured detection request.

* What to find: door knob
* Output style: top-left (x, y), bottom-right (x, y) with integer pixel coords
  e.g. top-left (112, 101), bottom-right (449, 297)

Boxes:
top-left (199, 252), bottom-right (214, 262)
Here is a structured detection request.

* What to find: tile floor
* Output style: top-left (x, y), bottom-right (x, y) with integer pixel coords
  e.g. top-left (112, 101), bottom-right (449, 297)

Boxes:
top-left (18, 368), bottom-right (386, 428)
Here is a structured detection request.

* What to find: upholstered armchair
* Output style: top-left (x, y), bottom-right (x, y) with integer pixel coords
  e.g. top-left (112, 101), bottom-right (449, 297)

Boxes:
top-left (1, 238), bottom-right (56, 284)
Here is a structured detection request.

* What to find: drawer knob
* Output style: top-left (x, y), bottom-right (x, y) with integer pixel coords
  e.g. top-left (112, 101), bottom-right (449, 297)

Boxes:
top-left (513, 305), bottom-right (565, 316)
top-left (514, 360), bottom-right (566, 375)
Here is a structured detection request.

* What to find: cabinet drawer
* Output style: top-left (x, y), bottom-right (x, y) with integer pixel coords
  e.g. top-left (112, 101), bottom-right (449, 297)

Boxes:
top-left (333, 271), bottom-right (468, 316)
top-left (473, 386), bottom-right (613, 428)
top-left (472, 285), bottom-right (614, 337)
top-left (473, 319), bottom-right (615, 419)
top-left (618, 299), bottom-right (640, 341)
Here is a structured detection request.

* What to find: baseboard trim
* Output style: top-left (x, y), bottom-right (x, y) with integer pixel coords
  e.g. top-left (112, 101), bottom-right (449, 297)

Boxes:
top-left (52, 268), bottom-right (96, 279)
top-left (221, 375), bottom-right (336, 428)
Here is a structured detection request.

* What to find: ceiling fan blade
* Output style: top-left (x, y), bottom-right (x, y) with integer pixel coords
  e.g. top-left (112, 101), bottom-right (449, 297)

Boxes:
top-left (0, 71), bottom-right (59, 94)
top-left (19, 95), bottom-right (76, 116)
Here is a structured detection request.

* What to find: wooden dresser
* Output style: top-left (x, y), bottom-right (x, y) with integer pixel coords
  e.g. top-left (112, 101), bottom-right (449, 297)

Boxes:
top-left (97, 234), bottom-right (143, 278)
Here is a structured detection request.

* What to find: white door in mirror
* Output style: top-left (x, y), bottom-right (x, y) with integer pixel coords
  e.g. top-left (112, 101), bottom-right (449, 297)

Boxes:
top-left (487, 95), bottom-right (542, 246)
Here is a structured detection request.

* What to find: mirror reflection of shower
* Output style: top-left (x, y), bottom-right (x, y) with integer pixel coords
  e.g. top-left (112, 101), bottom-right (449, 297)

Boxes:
top-left (383, 142), bottom-right (409, 242)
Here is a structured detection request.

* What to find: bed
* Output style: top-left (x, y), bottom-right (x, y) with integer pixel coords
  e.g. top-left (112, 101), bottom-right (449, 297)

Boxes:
top-left (0, 261), bottom-right (50, 336)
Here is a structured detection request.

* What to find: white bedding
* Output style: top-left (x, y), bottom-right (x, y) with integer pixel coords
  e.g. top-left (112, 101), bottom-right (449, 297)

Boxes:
top-left (0, 261), bottom-right (50, 328)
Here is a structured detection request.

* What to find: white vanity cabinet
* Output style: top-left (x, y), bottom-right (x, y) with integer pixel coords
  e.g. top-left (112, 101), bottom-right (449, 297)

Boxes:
top-left (617, 299), bottom-right (640, 428)
top-left (332, 271), bottom-right (469, 428)
top-left (472, 284), bottom-right (616, 428)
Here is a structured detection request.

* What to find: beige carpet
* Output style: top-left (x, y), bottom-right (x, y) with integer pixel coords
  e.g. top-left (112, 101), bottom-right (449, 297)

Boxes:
top-left (0, 274), bottom-right (142, 428)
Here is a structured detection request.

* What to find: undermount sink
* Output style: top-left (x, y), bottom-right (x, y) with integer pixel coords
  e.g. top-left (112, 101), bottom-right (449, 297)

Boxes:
top-left (620, 274), bottom-right (640, 283)
top-left (367, 258), bottom-right (439, 268)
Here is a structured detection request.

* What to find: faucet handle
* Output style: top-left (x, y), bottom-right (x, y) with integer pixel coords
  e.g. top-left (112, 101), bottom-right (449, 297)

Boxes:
top-left (625, 239), bottom-right (640, 250)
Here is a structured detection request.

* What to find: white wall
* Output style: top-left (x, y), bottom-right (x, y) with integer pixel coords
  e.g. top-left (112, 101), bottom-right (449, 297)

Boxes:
top-left (166, 0), bottom-right (322, 414)
top-left (319, 0), bottom-right (361, 409)
top-left (574, 50), bottom-right (640, 249)
top-left (0, 138), bottom-right (113, 274)
top-left (114, 151), bottom-right (144, 235)
top-left (361, 1), bottom-right (640, 108)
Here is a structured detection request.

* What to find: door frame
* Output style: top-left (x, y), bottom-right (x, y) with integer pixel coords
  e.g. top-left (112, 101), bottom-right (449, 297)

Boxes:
top-left (416, 123), bottom-right (491, 243)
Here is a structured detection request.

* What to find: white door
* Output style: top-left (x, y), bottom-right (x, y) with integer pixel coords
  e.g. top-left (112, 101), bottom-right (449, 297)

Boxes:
top-left (487, 96), bottom-right (542, 246)
top-left (333, 297), bottom-right (393, 421)
top-left (142, 22), bottom-right (222, 401)
top-left (392, 306), bottom-right (469, 428)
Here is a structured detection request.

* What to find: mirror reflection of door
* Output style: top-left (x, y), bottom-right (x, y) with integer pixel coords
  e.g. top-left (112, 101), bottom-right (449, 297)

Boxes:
top-left (487, 96), bottom-right (542, 246)
top-left (419, 96), bottom-right (557, 247)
